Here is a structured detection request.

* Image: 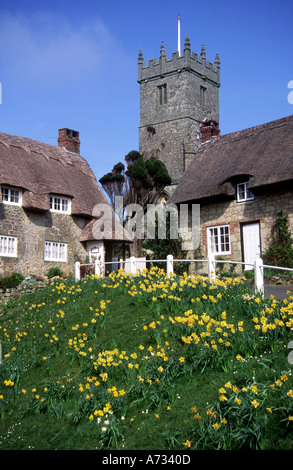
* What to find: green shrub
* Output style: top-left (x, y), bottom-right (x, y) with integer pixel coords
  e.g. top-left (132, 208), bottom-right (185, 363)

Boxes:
top-left (263, 213), bottom-right (293, 269)
top-left (0, 272), bottom-right (24, 289)
top-left (46, 267), bottom-right (63, 279)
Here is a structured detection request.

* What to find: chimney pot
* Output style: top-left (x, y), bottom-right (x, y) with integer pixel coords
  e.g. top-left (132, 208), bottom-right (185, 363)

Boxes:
top-left (58, 128), bottom-right (80, 154)
top-left (200, 120), bottom-right (220, 143)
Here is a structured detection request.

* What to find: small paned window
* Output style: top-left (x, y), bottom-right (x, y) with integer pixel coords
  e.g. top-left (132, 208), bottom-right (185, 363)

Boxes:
top-left (208, 224), bottom-right (231, 255)
top-left (1, 186), bottom-right (22, 206)
top-left (44, 241), bottom-right (67, 262)
top-left (0, 235), bottom-right (17, 257)
top-left (237, 182), bottom-right (254, 202)
top-left (49, 195), bottom-right (71, 214)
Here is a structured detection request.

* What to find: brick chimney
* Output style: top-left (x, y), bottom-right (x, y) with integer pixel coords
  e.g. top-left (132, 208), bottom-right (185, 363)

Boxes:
top-left (58, 128), bottom-right (80, 154)
top-left (200, 120), bottom-right (220, 143)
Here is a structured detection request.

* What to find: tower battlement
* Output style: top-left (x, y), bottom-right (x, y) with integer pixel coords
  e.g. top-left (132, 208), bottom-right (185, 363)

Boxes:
top-left (138, 36), bottom-right (220, 187)
top-left (138, 36), bottom-right (220, 87)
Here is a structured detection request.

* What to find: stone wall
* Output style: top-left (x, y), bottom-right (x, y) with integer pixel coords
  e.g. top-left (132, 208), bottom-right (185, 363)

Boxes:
top-left (186, 189), bottom-right (293, 273)
top-left (139, 118), bottom-right (201, 185)
top-left (0, 278), bottom-right (48, 307)
top-left (0, 204), bottom-right (89, 277)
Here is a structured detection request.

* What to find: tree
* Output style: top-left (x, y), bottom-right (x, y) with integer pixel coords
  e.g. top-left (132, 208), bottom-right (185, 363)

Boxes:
top-left (99, 151), bottom-right (171, 216)
top-left (99, 151), bottom-right (172, 257)
top-left (99, 162), bottom-right (126, 209)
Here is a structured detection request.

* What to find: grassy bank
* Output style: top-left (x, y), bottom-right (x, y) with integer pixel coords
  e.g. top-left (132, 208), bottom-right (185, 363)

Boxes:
top-left (0, 268), bottom-right (292, 450)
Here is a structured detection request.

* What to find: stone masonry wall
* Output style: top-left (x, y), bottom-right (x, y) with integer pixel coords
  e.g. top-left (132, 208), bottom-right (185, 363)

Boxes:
top-left (139, 118), bottom-right (201, 184)
top-left (0, 204), bottom-right (88, 277)
top-left (186, 189), bottom-right (293, 273)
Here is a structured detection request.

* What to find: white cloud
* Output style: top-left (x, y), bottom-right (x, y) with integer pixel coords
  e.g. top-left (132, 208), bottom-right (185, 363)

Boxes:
top-left (0, 10), bottom-right (125, 87)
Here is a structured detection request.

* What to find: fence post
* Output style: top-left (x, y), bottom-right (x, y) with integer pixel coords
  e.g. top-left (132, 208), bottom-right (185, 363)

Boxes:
top-left (167, 254), bottom-right (174, 276)
top-left (75, 261), bottom-right (80, 282)
top-left (130, 256), bottom-right (136, 275)
top-left (94, 260), bottom-right (100, 278)
top-left (208, 253), bottom-right (216, 282)
top-left (254, 255), bottom-right (264, 296)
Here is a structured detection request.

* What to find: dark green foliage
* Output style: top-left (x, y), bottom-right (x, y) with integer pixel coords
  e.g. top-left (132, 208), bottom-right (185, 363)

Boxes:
top-left (99, 172), bottom-right (114, 184)
top-left (111, 173), bottom-right (124, 182)
top-left (124, 150), bottom-right (141, 163)
top-left (0, 272), bottom-right (24, 289)
top-left (263, 213), bottom-right (293, 269)
top-left (145, 157), bottom-right (172, 188)
top-left (125, 157), bottom-right (153, 190)
top-left (113, 162), bottom-right (125, 173)
top-left (46, 267), bottom-right (63, 279)
top-left (99, 150), bottom-right (172, 212)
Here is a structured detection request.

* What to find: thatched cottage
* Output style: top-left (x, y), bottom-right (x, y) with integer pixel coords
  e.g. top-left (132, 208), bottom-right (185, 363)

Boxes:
top-left (0, 128), bottom-right (130, 277)
top-left (171, 115), bottom-right (293, 271)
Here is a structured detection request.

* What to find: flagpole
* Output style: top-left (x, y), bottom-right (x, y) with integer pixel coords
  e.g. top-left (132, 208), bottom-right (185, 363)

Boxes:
top-left (178, 15), bottom-right (181, 56)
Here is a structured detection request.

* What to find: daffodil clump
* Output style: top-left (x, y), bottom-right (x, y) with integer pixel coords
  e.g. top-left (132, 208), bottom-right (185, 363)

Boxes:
top-left (0, 267), bottom-right (292, 450)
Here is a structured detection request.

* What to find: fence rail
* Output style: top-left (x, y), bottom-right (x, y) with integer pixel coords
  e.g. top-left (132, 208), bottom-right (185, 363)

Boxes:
top-left (75, 254), bottom-right (293, 297)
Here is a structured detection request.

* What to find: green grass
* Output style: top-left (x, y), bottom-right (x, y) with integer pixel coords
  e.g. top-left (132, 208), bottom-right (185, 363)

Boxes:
top-left (0, 268), bottom-right (292, 450)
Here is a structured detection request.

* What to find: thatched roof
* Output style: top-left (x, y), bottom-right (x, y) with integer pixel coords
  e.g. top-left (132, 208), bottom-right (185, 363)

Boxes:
top-left (0, 130), bottom-right (108, 216)
top-left (171, 115), bottom-right (293, 204)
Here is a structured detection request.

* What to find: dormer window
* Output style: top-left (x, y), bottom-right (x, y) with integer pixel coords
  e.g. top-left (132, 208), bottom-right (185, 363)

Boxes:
top-left (49, 195), bottom-right (71, 214)
top-left (1, 186), bottom-right (22, 206)
top-left (237, 182), bottom-right (254, 203)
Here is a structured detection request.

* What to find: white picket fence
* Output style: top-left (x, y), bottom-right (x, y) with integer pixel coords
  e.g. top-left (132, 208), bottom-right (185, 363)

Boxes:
top-left (75, 254), bottom-right (293, 297)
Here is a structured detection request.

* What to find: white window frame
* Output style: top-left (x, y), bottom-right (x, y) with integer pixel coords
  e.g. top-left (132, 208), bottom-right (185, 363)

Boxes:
top-left (0, 235), bottom-right (17, 257)
top-left (44, 241), bottom-right (67, 262)
top-left (208, 224), bottom-right (231, 255)
top-left (1, 186), bottom-right (22, 206)
top-left (49, 195), bottom-right (71, 214)
top-left (237, 182), bottom-right (254, 203)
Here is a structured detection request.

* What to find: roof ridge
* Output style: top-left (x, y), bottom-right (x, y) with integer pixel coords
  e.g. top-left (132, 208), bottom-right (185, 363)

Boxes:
top-left (171, 115), bottom-right (293, 204)
top-left (221, 114), bottom-right (293, 141)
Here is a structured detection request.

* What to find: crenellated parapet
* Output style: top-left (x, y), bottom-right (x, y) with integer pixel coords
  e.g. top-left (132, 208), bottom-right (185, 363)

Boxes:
top-left (138, 35), bottom-right (220, 86)
top-left (138, 35), bottom-right (221, 185)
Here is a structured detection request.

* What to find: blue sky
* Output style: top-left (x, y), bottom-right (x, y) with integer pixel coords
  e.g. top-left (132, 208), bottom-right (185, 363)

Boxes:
top-left (0, 0), bottom-right (292, 183)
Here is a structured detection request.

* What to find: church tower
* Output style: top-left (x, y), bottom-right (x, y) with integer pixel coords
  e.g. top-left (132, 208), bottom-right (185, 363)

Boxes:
top-left (138, 34), bottom-right (220, 192)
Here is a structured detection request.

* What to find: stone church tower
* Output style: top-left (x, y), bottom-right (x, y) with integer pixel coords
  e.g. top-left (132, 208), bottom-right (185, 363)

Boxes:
top-left (138, 35), bottom-right (220, 195)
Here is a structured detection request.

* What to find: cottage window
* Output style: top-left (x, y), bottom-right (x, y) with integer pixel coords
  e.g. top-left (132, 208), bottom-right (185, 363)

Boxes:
top-left (208, 224), bottom-right (231, 255)
top-left (1, 186), bottom-right (22, 206)
top-left (237, 182), bottom-right (254, 202)
top-left (44, 241), bottom-right (67, 262)
top-left (0, 235), bottom-right (17, 257)
top-left (49, 195), bottom-right (71, 214)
